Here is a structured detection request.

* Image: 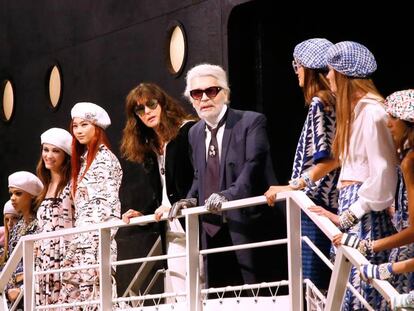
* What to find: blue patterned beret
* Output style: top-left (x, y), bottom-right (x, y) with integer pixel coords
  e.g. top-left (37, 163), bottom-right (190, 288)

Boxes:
top-left (326, 41), bottom-right (377, 78)
top-left (385, 89), bottom-right (414, 123)
top-left (293, 38), bottom-right (333, 70)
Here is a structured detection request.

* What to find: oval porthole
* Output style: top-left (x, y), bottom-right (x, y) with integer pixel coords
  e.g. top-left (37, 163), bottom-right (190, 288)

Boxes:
top-left (48, 64), bottom-right (62, 109)
top-left (1, 80), bottom-right (15, 122)
top-left (166, 22), bottom-right (187, 77)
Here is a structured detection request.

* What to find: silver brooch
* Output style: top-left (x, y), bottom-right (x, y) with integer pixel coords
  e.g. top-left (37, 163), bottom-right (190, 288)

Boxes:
top-left (208, 145), bottom-right (216, 157)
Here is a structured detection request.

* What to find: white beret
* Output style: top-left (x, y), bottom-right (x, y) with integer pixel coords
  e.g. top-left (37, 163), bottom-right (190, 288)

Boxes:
top-left (3, 200), bottom-right (18, 216)
top-left (71, 102), bottom-right (111, 129)
top-left (41, 127), bottom-right (73, 156)
top-left (8, 171), bottom-right (43, 196)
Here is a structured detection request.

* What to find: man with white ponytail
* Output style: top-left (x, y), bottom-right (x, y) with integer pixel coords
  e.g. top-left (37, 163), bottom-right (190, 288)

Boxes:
top-left (169, 63), bottom-right (280, 289)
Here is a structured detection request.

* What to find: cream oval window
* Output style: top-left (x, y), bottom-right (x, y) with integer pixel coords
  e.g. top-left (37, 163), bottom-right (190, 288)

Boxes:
top-left (2, 80), bottom-right (14, 122)
top-left (167, 22), bottom-right (187, 76)
top-left (48, 65), bottom-right (62, 108)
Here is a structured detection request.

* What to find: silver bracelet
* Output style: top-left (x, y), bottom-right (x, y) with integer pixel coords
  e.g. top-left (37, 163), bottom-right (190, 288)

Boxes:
top-left (289, 178), bottom-right (303, 190)
top-left (339, 210), bottom-right (359, 231)
top-left (302, 171), bottom-right (317, 190)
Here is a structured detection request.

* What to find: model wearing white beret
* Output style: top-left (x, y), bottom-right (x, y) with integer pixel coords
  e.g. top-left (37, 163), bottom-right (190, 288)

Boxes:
top-left (41, 127), bottom-right (73, 156)
top-left (3, 200), bottom-right (18, 216)
top-left (8, 171), bottom-right (43, 196)
top-left (71, 102), bottom-right (111, 129)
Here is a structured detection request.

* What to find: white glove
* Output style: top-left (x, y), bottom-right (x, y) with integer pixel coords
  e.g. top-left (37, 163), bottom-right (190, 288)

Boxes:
top-left (359, 262), bottom-right (393, 282)
top-left (341, 233), bottom-right (373, 257)
top-left (392, 291), bottom-right (414, 310)
top-left (205, 193), bottom-right (227, 213)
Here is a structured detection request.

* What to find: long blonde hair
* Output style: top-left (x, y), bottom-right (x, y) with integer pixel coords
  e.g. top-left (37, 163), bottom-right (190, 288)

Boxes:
top-left (332, 72), bottom-right (383, 159)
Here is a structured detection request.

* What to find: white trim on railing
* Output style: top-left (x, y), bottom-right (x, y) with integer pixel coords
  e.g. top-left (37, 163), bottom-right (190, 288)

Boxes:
top-left (0, 191), bottom-right (407, 310)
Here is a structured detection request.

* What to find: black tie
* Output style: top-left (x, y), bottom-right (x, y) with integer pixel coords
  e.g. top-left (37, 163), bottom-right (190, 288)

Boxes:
top-left (202, 115), bottom-right (226, 237)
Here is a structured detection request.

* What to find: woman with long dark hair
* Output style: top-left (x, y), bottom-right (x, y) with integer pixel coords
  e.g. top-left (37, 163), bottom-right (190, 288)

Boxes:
top-left (121, 82), bottom-right (197, 300)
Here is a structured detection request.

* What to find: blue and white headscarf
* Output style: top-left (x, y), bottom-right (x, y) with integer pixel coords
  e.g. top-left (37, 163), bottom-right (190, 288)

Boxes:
top-left (293, 38), bottom-right (333, 70)
top-left (326, 41), bottom-right (377, 78)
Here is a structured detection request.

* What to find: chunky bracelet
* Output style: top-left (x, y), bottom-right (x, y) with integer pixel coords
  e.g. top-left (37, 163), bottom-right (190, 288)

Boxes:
top-left (378, 263), bottom-right (393, 280)
top-left (339, 210), bottom-right (359, 231)
top-left (358, 238), bottom-right (374, 257)
top-left (302, 171), bottom-right (317, 190)
top-left (289, 178), bottom-right (304, 190)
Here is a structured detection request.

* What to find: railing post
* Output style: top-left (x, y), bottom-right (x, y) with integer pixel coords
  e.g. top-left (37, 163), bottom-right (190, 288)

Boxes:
top-left (287, 196), bottom-right (303, 311)
top-left (325, 247), bottom-right (351, 310)
top-left (186, 213), bottom-right (201, 311)
top-left (99, 228), bottom-right (112, 310)
top-left (23, 239), bottom-right (34, 311)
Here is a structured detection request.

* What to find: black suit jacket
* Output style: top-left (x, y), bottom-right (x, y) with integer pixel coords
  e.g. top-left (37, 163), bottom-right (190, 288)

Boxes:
top-left (187, 108), bottom-right (281, 284)
top-left (143, 121), bottom-right (196, 251)
top-left (187, 108), bottom-right (276, 222)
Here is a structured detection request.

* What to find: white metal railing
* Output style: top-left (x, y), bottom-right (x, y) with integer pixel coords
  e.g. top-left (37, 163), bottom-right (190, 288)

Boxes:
top-left (0, 191), bottom-right (408, 310)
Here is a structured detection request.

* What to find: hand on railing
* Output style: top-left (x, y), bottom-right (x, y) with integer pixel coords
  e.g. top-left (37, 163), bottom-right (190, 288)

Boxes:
top-left (205, 193), bottom-right (227, 214)
top-left (122, 209), bottom-right (144, 224)
top-left (333, 233), bottom-right (374, 257)
top-left (154, 205), bottom-right (170, 222)
top-left (359, 262), bottom-right (394, 282)
top-left (264, 185), bottom-right (292, 206)
top-left (168, 198), bottom-right (197, 220)
top-left (307, 205), bottom-right (340, 226)
top-left (392, 291), bottom-right (414, 310)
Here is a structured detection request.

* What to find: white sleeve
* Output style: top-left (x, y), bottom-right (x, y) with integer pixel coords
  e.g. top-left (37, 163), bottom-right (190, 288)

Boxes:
top-left (349, 109), bottom-right (397, 218)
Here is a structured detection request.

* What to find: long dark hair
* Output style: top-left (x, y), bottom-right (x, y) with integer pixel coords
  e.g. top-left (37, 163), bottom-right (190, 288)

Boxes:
top-left (120, 82), bottom-right (197, 163)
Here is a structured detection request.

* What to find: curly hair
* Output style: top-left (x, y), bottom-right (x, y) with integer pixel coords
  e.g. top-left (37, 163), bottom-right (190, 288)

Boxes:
top-left (120, 82), bottom-right (197, 163)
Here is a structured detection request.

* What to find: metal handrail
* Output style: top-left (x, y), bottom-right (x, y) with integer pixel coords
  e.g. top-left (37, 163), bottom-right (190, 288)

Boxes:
top-left (0, 191), bottom-right (405, 310)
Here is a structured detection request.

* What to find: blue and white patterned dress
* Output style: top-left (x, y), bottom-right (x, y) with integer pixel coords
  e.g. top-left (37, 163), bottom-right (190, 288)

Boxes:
top-left (388, 162), bottom-right (414, 294)
top-left (291, 96), bottom-right (339, 289)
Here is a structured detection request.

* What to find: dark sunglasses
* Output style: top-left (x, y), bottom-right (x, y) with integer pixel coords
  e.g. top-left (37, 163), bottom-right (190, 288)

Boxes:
top-left (134, 99), bottom-right (159, 116)
top-left (189, 86), bottom-right (222, 100)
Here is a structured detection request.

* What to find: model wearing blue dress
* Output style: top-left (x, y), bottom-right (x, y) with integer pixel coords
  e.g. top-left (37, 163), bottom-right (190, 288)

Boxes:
top-left (291, 96), bottom-right (339, 289)
top-left (388, 160), bottom-right (414, 294)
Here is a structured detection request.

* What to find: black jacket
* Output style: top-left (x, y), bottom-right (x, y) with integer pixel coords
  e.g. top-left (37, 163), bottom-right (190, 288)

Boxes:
top-left (143, 121), bottom-right (196, 252)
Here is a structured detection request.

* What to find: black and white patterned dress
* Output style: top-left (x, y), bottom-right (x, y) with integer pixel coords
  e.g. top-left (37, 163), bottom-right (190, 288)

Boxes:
top-left (60, 144), bottom-right (122, 310)
top-left (35, 182), bottom-right (74, 307)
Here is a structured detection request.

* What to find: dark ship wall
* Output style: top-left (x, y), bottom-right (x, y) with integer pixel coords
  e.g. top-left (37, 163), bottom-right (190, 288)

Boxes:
top-left (0, 0), bottom-right (412, 295)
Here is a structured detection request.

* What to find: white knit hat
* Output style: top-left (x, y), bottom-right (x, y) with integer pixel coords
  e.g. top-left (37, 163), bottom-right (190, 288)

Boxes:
top-left (3, 200), bottom-right (18, 216)
top-left (71, 102), bottom-right (111, 129)
top-left (8, 171), bottom-right (43, 196)
top-left (41, 127), bottom-right (73, 156)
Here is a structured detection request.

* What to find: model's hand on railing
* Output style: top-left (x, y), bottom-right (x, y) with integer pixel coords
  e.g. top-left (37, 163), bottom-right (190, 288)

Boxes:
top-left (264, 185), bottom-right (292, 206)
top-left (122, 209), bottom-right (143, 224)
top-left (168, 198), bottom-right (197, 220)
top-left (333, 233), bottom-right (374, 257)
top-left (307, 205), bottom-right (340, 226)
top-left (392, 291), bottom-right (414, 310)
top-left (359, 262), bottom-right (394, 282)
top-left (154, 205), bottom-right (170, 222)
top-left (204, 193), bottom-right (227, 214)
